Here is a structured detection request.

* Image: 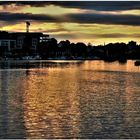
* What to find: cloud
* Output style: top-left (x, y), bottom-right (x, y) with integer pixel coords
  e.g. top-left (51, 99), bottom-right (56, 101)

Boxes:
top-left (0, 12), bottom-right (140, 26)
top-left (0, 1), bottom-right (140, 11)
top-left (0, 12), bottom-right (56, 23)
top-left (67, 13), bottom-right (140, 26)
top-left (32, 27), bottom-right (70, 34)
top-left (53, 33), bottom-right (78, 40)
top-left (48, 1), bottom-right (140, 11)
top-left (96, 33), bottom-right (140, 38)
top-left (51, 33), bottom-right (140, 41)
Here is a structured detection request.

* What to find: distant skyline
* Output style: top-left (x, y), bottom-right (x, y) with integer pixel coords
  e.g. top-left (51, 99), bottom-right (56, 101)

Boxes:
top-left (0, 1), bottom-right (140, 45)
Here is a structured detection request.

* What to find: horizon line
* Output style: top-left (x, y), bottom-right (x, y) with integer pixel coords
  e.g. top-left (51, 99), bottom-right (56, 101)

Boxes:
top-left (0, 29), bottom-right (139, 46)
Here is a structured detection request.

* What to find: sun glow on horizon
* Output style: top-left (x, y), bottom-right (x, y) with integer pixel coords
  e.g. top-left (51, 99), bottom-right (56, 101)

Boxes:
top-left (0, 2), bottom-right (140, 45)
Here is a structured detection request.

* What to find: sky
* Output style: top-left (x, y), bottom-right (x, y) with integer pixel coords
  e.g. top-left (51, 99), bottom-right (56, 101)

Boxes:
top-left (0, 1), bottom-right (140, 45)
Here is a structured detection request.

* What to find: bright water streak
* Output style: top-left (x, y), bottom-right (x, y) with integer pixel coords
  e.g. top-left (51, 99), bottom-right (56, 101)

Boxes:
top-left (0, 60), bottom-right (140, 139)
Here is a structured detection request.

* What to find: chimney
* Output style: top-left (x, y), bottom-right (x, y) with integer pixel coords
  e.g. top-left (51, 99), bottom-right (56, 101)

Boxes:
top-left (26, 21), bottom-right (30, 33)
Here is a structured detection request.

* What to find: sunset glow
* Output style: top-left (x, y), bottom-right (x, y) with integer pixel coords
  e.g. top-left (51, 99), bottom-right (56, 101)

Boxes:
top-left (0, 1), bottom-right (140, 45)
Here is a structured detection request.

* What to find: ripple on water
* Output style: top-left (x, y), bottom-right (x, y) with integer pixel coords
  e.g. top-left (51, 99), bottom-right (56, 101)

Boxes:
top-left (0, 60), bottom-right (140, 139)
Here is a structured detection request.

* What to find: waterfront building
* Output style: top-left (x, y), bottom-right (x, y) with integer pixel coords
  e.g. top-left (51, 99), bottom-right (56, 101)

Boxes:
top-left (0, 31), bottom-right (50, 56)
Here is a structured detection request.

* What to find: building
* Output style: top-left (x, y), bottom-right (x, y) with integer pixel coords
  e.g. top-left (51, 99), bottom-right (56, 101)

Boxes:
top-left (0, 31), bottom-right (16, 52)
top-left (0, 31), bottom-right (50, 56)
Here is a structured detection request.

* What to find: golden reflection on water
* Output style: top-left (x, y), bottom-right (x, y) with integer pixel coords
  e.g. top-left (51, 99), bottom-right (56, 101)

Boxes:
top-left (0, 60), bottom-right (140, 139)
top-left (21, 61), bottom-right (140, 138)
top-left (23, 67), bottom-right (81, 138)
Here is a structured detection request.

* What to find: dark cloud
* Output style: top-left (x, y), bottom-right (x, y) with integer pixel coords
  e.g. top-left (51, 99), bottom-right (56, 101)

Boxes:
top-left (96, 33), bottom-right (140, 38)
top-left (0, 1), bottom-right (140, 11)
top-left (48, 1), bottom-right (140, 11)
top-left (67, 13), bottom-right (140, 26)
top-left (33, 27), bottom-right (70, 33)
top-left (0, 12), bottom-right (140, 26)
top-left (0, 12), bottom-right (56, 22)
top-left (53, 33), bottom-right (140, 40)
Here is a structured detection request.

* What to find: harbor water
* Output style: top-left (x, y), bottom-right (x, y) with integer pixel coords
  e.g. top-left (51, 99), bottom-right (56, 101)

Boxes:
top-left (0, 60), bottom-right (140, 139)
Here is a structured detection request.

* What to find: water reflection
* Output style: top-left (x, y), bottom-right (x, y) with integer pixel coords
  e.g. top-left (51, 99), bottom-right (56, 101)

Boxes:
top-left (0, 60), bottom-right (84, 69)
top-left (0, 60), bottom-right (140, 138)
top-left (0, 70), bottom-right (26, 138)
top-left (0, 71), bottom-right (9, 138)
top-left (22, 66), bottom-right (81, 138)
top-left (78, 66), bottom-right (127, 138)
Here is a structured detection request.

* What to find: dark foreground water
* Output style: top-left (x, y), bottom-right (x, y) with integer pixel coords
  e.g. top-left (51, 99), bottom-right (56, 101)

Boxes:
top-left (0, 60), bottom-right (140, 139)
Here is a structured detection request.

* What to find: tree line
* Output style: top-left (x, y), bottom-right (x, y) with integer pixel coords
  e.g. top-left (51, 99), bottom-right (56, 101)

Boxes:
top-left (38, 39), bottom-right (140, 61)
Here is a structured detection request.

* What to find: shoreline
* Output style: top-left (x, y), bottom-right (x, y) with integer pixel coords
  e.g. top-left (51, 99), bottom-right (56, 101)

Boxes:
top-left (0, 58), bottom-right (139, 62)
top-left (0, 60), bottom-right (139, 69)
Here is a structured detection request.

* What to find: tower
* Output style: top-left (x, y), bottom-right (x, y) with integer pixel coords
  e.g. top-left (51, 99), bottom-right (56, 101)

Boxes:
top-left (26, 21), bottom-right (30, 33)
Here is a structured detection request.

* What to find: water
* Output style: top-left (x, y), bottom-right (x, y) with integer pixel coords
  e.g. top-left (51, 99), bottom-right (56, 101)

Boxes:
top-left (0, 60), bottom-right (140, 139)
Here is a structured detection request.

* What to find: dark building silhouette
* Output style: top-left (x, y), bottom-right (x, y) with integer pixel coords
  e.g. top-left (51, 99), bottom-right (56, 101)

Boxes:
top-left (0, 24), bottom-right (139, 60)
top-left (0, 31), bottom-right (50, 56)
